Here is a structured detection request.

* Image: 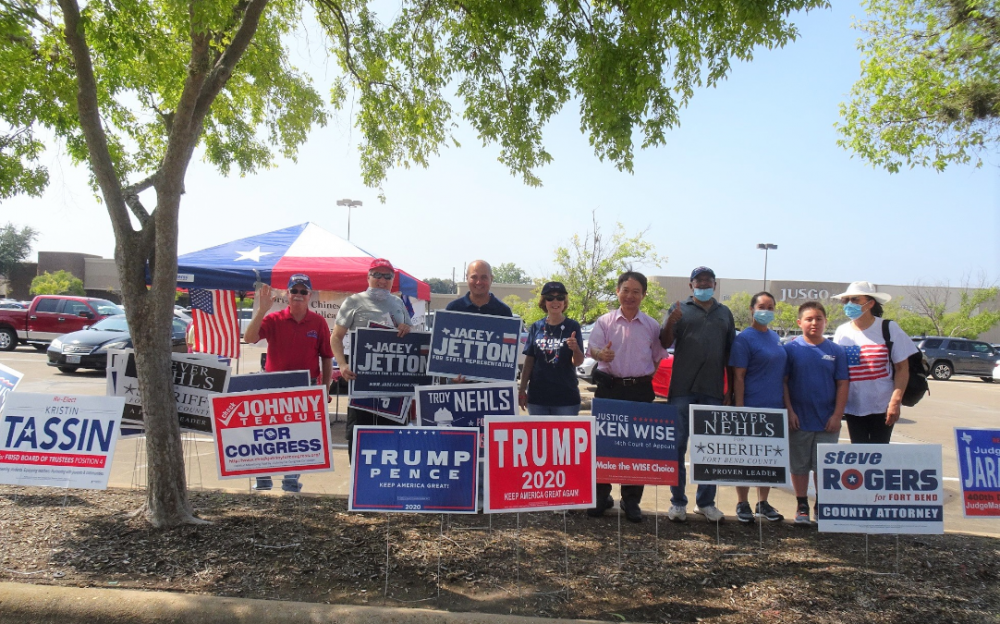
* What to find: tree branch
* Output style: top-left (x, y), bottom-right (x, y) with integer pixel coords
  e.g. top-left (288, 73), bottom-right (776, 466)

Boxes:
top-left (192, 0), bottom-right (270, 124)
top-left (56, 0), bottom-right (133, 244)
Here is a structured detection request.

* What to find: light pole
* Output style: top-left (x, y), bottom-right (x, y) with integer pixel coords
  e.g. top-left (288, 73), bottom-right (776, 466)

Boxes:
top-left (756, 243), bottom-right (777, 291)
top-left (336, 199), bottom-right (363, 240)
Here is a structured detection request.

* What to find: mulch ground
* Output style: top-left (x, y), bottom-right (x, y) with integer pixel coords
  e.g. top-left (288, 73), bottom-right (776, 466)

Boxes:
top-left (1, 486), bottom-right (998, 623)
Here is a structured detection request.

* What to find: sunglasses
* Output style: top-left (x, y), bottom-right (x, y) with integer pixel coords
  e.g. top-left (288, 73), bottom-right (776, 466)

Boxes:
top-left (289, 288), bottom-right (310, 295)
top-left (544, 294), bottom-right (566, 302)
top-left (369, 271), bottom-right (394, 280)
top-left (844, 296), bottom-right (868, 304)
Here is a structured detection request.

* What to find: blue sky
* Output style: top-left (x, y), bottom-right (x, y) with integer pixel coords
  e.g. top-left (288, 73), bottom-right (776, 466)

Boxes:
top-left (6, 1), bottom-right (999, 288)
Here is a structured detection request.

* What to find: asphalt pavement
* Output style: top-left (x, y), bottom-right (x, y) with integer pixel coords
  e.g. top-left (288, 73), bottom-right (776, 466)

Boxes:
top-left (1, 342), bottom-right (998, 536)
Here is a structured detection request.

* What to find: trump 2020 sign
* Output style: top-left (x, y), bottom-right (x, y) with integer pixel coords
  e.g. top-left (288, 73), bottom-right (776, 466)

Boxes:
top-left (209, 387), bottom-right (332, 479)
top-left (483, 416), bottom-right (596, 513)
top-left (349, 427), bottom-right (479, 513)
top-left (426, 310), bottom-right (522, 382)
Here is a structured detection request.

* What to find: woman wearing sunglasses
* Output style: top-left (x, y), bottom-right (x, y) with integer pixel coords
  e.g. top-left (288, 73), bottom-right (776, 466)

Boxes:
top-left (832, 281), bottom-right (917, 444)
top-left (518, 282), bottom-right (586, 415)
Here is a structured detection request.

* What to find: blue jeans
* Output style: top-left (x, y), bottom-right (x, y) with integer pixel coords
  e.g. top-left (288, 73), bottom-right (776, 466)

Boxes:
top-left (669, 394), bottom-right (721, 509)
top-left (527, 404), bottom-right (580, 416)
top-left (255, 474), bottom-right (301, 492)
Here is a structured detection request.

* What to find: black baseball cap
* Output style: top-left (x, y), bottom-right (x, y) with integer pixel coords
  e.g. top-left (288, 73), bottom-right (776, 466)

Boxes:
top-left (541, 281), bottom-right (567, 296)
top-left (690, 266), bottom-right (715, 281)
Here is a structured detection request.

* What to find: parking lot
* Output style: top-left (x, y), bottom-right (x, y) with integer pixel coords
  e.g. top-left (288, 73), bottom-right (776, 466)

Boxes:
top-left (2, 342), bottom-right (999, 535)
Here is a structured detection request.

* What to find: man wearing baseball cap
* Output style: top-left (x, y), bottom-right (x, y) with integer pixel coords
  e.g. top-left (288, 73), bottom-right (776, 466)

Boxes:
top-left (659, 266), bottom-right (736, 523)
top-left (330, 258), bottom-right (412, 460)
top-left (244, 273), bottom-right (334, 492)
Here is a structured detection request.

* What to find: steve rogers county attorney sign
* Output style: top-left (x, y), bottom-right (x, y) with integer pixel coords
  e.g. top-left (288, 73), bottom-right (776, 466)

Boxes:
top-left (689, 406), bottom-right (790, 487)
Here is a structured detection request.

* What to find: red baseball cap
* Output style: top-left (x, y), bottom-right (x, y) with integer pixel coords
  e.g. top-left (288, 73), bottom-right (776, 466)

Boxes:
top-left (369, 258), bottom-right (394, 272)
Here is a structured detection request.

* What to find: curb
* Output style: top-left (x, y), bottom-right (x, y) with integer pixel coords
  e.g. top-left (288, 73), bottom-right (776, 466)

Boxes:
top-left (0, 582), bottom-right (602, 624)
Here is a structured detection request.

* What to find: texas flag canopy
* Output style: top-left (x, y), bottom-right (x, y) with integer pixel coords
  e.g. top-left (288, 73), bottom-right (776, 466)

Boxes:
top-left (176, 223), bottom-right (430, 300)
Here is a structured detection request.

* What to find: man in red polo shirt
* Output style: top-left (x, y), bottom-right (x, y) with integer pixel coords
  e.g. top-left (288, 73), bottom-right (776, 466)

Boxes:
top-left (244, 273), bottom-right (333, 492)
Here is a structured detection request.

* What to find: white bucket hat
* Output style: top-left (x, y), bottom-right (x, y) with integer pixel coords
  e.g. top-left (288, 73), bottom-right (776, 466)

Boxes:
top-left (832, 281), bottom-right (892, 304)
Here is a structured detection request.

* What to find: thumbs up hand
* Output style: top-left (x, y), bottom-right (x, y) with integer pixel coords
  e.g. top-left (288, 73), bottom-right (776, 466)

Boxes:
top-left (666, 301), bottom-right (683, 327)
top-left (565, 331), bottom-right (579, 352)
top-left (598, 340), bottom-right (615, 363)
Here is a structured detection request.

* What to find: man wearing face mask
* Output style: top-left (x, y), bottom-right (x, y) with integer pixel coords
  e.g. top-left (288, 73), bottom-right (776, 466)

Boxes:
top-left (659, 266), bottom-right (736, 523)
top-left (244, 273), bottom-right (334, 492)
top-left (330, 258), bottom-right (412, 460)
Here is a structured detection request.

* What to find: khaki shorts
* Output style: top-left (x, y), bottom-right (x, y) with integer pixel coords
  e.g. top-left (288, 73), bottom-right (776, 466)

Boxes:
top-left (790, 430), bottom-right (839, 475)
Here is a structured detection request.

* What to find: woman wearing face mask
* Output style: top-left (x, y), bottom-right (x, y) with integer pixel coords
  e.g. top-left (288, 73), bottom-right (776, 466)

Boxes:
top-left (728, 291), bottom-right (786, 524)
top-left (518, 282), bottom-right (586, 415)
top-left (832, 281), bottom-right (917, 444)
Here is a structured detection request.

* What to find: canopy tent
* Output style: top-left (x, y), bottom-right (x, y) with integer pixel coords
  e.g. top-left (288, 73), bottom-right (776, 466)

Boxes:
top-left (175, 222), bottom-right (430, 300)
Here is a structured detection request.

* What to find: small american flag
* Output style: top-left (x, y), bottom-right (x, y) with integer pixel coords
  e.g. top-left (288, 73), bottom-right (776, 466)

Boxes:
top-left (190, 289), bottom-right (240, 358)
top-left (845, 344), bottom-right (888, 382)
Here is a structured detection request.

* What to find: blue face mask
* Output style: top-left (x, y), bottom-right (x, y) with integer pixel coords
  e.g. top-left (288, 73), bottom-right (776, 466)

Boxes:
top-left (843, 302), bottom-right (865, 320)
top-left (753, 310), bottom-right (775, 326)
top-left (693, 288), bottom-right (714, 302)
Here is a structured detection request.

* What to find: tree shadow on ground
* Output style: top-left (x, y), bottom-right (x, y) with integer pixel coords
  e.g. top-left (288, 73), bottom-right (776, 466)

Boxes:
top-left (1, 487), bottom-right (998, 623)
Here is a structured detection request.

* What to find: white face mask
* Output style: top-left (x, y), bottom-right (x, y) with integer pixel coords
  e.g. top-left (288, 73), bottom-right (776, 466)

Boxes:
top-left (366, 287), bottom-right (390, 302)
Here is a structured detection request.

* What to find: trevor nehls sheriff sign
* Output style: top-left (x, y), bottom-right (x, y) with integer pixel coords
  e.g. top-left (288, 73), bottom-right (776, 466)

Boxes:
top-left (689, 406), bottom-right (790, 487)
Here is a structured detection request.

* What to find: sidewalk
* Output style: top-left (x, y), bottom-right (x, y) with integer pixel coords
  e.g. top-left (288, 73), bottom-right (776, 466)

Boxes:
top-left (0, 582), bottom-right (602, 624)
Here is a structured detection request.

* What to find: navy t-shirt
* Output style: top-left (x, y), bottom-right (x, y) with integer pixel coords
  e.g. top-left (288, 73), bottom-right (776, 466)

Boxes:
top-left (523, 318), bottom-right (582, 407)
top-left (728, 327), bottom-right (786, 409)
top-left (445, 293), bottom-right (513, 317)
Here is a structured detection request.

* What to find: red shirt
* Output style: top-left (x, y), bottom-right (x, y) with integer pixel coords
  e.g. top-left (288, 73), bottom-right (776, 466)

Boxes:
top-left (259, 308), bottom-right (334, 381)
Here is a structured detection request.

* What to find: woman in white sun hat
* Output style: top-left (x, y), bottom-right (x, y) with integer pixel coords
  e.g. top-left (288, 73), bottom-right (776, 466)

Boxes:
top-left (832, 281), bottom-right (918, 444)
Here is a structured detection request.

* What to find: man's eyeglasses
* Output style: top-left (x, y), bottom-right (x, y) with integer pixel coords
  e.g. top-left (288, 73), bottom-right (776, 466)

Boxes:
top-left (544, 295), bottom-right (566, 302)
top-left (370, 272), bottom-right (394, 280)
top-left (289, 288), bottom-right (310, 295)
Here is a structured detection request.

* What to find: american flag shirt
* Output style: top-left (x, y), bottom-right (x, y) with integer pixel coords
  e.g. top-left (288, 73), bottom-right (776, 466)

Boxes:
top-left (833, 318), bottom-right (918, 415)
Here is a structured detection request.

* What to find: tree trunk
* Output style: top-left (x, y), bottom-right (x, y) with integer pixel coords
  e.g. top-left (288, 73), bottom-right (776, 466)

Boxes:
top-left (114, 189), bottom-right (202, 527)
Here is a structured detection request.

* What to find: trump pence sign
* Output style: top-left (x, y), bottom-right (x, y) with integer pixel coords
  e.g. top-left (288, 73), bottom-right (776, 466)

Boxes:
top-left (483, 416), bottom-right (596, 513)
top-left (349, 427), bottom-right (479, 513)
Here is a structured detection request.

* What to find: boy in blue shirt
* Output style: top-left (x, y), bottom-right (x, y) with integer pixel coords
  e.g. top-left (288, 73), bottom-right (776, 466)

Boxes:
top-left (783, 301), bottom-right (849, 525)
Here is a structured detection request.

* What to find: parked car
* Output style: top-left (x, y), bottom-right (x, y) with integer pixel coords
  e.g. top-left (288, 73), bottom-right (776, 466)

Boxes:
top-left (46, 314), bottom-right (189, 373)
top-left (994, 360), bottom-right (1000, 382)
top-left (0, 300), bottom-right (27, 310)
top-left (916, 336), bottom-right (1000, 382)
top-left (0, 295), bottom-right (123, 351)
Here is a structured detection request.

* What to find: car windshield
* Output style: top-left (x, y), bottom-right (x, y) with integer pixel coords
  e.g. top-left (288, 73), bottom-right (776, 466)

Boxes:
top-left (92, 300), bottom-right (124, 316)
top-left (90, 315), bottom-right (129, 332)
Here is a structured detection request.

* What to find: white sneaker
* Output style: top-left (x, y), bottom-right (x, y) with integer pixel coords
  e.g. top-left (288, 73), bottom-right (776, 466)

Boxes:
top-left (667, 504), bottom-right (687, 522)
top-left (695, 505), bottom-right (725, 522)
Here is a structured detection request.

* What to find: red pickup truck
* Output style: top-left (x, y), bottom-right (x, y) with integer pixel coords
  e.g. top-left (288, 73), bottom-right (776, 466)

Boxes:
top-left (0, 295), bottom-right (123, 351)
